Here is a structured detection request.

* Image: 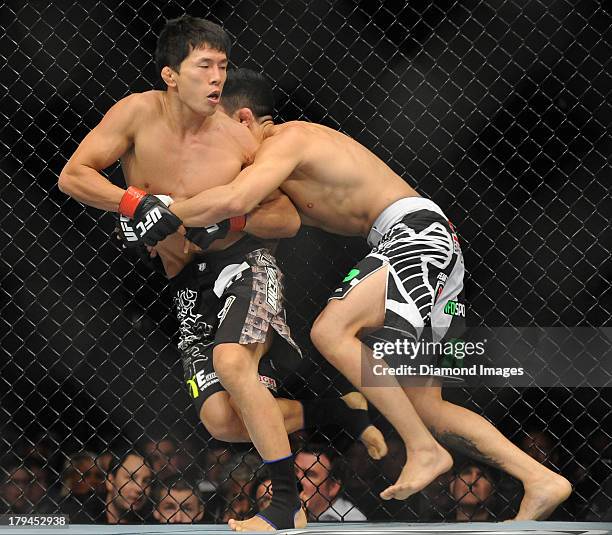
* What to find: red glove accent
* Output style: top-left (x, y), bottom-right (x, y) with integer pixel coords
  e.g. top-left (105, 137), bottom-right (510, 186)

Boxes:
top-left (119, 186), bottom-right (147, 218)
top-left (229, 214), bottom-right (247, 232)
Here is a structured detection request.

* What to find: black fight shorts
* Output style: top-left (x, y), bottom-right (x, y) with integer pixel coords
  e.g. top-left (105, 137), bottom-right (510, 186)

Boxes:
top-left (171, 236), bottom-right (302, 412)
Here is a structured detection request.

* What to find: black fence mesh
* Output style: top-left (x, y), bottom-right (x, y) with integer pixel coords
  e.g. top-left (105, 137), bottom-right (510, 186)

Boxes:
top-left (1, 0), bottom-right (611, 525)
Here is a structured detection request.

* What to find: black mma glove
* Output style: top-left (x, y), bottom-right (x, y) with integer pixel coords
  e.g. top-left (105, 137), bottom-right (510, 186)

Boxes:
top-left (116, 213), bottom-right (142, 249)
top-left (185, 215), bottom-right (246, 250)
top-left (115, 213), bottom-right (165, 274)
top-left (119, 186), bottom-right (182, 246)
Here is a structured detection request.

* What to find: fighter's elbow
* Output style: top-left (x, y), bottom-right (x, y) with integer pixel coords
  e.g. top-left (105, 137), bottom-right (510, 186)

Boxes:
top-left (227, 194), bottom-right (255, 218)
top-left (58, 166), bottom-right (76, 195)
top-left (282, 210), bottom-right (302, 237)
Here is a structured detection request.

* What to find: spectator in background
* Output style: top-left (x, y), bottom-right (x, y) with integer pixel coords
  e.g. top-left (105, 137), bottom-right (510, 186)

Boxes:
top-left (519, 429), bottom-right (560, 469)
top-left (295, 446), bottom-right (366, 522)
top-left (0, 457), bottom-right (54, 514)
top-left (251, 472), bottom-right (273, 514)
top-left (59, 452), bottom-right (105, 522)
top-left (203, 446), bottom-right (234, 489)
top-left (344, 442), bottom-right (377, 516)
top-left (105, 450), bottom-right (153, 523)
top-left (141, 438), bottom-right (182, 481)
top-left (449, 462), bottom-right (497, 522)
top-left (366, 435), bottom-right (421, 521)
top-left (153, 475), bottom-right (204, 523)
top-left (417, 471), bottom-right (454, 522)
top-left (22, 432), bottom-right (64, 479)
top-left (96, 451), bottom-right (113, 476)
top-left (217, 454), bottom-right (260, 523)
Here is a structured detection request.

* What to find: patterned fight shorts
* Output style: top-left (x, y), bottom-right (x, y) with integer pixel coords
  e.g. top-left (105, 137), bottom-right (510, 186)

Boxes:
top-left (171, 235), bottom-right (302, 412)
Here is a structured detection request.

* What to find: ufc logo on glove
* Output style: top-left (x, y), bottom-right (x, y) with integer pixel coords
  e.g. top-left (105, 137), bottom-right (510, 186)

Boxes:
top-left (119, 215), bottom-right (139, 242)
top-left (136, 207), bottom-right (162, 237)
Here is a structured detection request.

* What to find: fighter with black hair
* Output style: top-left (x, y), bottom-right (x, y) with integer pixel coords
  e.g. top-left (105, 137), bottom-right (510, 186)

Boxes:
top-left (165, 68), bottom-right (572, 528)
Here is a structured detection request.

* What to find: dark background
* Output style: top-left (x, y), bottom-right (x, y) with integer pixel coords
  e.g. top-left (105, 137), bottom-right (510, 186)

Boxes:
top-left (1, 0), bottom-right (611, 522)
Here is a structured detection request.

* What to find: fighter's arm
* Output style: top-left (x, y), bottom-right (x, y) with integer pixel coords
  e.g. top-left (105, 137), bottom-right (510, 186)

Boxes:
top-left (171, 128), bottom-right (304, 227)
top-left (59, 94), bottom-right (181, 245)
top-left (58, 94), bottom-right (143, 211)
top-left (245, 189), bottom-right (301, 239)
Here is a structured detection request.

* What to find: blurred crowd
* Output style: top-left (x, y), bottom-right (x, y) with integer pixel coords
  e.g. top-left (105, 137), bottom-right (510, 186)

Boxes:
top-left (1, 426), bottom-right (611, 524)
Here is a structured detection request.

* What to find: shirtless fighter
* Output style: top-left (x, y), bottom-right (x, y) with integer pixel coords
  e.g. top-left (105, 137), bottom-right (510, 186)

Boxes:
top-left (58, 16), bottom-right (383, 531)
top-left (165, 68), bottom-right (572, 525)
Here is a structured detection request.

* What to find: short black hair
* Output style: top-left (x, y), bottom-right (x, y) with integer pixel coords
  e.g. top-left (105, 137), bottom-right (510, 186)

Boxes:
top-left (155, 15), bottom-right (231, 74)
top-left (152, 475), bottom-right (201, 504)
top-left (454, 460), bottom-right (499, 485)
top-left (222, 68), bottom-right (275, 118)
top-left (297, 445), bottom-right (345, 484)
top-left (107, 450), bottom-right (151, 478)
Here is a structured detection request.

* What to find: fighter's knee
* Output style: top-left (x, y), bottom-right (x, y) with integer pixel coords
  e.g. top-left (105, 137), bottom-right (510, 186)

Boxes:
top-left (311, 314), bottom-right (352, 364)
top-left (212, 349), bottom-right (243, 385)
top-left (310, 314), bottom-right (335, 352)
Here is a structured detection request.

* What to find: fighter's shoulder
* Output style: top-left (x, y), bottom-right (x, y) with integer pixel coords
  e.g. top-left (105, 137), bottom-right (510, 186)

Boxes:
top-left (104, 91), bottom-right (162, 126)
top-left (267, 121), bottom-right (309, 147)
top-left (215, 111), bottom-right (258, 151)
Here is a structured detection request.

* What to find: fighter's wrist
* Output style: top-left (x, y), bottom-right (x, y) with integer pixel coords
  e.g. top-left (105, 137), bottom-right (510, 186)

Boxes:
top-left (119, 186), bottom-right (147, 218)
top-left (229, 214), bottom-right (247, 232)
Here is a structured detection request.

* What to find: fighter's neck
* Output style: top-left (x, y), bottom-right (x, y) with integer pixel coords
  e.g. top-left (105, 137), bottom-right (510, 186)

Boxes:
top-left (162, 92), bottom-right (218, 135)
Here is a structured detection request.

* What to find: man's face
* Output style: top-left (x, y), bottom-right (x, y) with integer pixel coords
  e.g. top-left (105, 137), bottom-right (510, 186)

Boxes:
top-left (2, 466), bottom-right (48, 513)
top-left (106, 455), bottom-right (152, 517)
top-left (450, 465), bottom-right (493, 507)
top-left (2, 468), bottom-right (32, 512)
top-left (154, 488), bottom-right (203, 523)
top-left (72, 459), bottom-right (105, 496)
top-left (295, 452), bottom-right (340, 519)
top-left (172, 45), bottom-right (228, 116)
top-left (520, 432), bottom-right (555, 465)
top-left (145, 440), bottom-right (179, 477)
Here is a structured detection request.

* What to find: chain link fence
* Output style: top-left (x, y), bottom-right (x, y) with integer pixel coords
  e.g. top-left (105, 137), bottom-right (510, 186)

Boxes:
top-left (2, 0), bottom-right (611, 525)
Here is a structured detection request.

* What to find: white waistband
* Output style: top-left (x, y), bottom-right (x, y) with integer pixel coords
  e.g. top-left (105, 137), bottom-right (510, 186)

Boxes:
top-left (367, 197), bottom-right (447, 247)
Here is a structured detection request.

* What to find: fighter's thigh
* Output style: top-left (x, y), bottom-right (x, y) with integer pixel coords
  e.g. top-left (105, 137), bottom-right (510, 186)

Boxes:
top-left (315, 264), bottom-right (388, 335)
top-left (402, 383), bottom-right (443, 416)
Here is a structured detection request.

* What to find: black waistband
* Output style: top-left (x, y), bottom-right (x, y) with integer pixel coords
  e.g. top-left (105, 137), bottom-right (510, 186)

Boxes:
top-left (169, 234), bottom-right (266, 289)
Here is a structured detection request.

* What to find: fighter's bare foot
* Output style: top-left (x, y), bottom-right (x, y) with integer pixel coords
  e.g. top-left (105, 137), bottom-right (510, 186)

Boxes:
top-left (513, 473), bottom-right (572, 520)
top-left (341, 392), bottom-right (388, 459)
top-left (228, 508), bottom-right (307, 532)
top-left (380, 444), bottom-right (453, 501)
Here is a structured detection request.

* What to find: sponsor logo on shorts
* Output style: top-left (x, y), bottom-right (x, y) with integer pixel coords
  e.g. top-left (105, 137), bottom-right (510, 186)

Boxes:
top-left (258, 374), bottom-right (277, 391)
top-left (217, 295), bottom-right (236, 326)
top-left (444, 300), bottom-right (465, 317)
top-left (186, 370), bottom-right (219, 399)
top-left (435, 273), bottom-right (448, 301)
top-left (343, 268), bottom-right (360, 282)
top-left (449, 224), bottom-right (461, 255)
top-left (265, 267), bottom-right (280, 312)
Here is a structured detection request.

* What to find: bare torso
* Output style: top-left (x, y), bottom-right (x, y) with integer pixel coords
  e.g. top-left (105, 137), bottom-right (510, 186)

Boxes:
top-left (121, 91), bottom-right (257, 277)
top-left (273, 122), bottom-right (419, 236)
